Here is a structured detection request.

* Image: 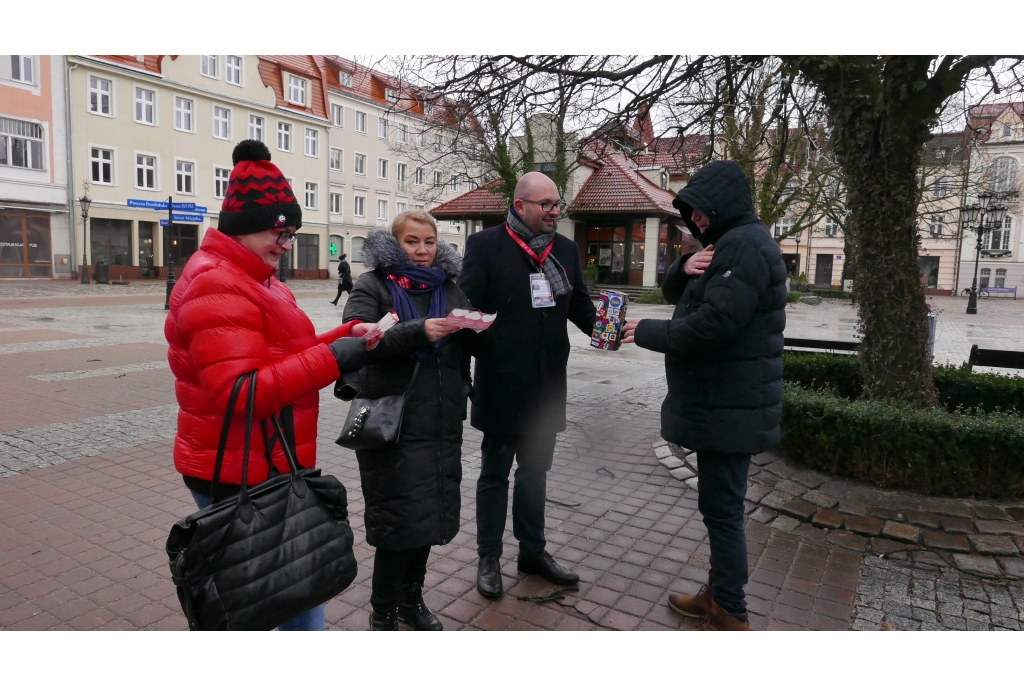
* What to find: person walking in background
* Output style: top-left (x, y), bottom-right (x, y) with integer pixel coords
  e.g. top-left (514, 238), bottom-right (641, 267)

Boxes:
top-left (330, 253), bottom-right (353, 305)
top-left (458, 172), bottom-right (596, 599)
top-left (621, 160), bottom-right (787, 631)
top-left (165, 140), bottom-right (378, 631)
top-left (340, 210), bottom-right (490, 630)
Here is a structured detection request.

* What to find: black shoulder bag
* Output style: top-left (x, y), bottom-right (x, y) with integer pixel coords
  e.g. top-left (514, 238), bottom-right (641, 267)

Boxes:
top-left (166, 370), bottom-right (358, 630)
top-left (335, 362), bottom-right (420, 451)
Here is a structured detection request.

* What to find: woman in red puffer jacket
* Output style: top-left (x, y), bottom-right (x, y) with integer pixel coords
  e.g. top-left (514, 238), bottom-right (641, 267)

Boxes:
top-left (164, 140), bottom-right (375, 631)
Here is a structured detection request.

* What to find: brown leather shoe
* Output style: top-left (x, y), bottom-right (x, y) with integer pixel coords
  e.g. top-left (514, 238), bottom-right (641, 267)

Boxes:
top-left (667, 584), bottom-right (715, 618)
top-left (691, 600), bottom-right (751, 631)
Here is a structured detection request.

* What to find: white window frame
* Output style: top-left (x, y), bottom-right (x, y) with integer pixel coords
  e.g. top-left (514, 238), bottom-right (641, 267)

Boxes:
top-left (433, 171), bottom-right (442, 188)
top-left (933, 176), bottom-right (948, 199)
top-left (248, 114), bottom-right (264, 142)
top-left (213, 106), bottom-right (231, 140)
top-left (175, 158), bottom-right (196, 195)
top-left (88, 75), bottom-right (113, 117)
top-left (377, 199), bottom-right (388, 221)
top-left (434, 134), bottom-right (443, 152)
top-left (396, 201), bottom-right (407, 214)
top-left (225, 55), bottom-right (243, 86)
top-left (449, 175), bottom-right (459, 192)
top-left (10, 55), bottom-right (34, 85)
top-left (773, 217), bottom-right (794, 238)
top-left (989, 217), bottom-right (1012, 251)
top-left (90, 146), bottom-right (115, 185)
top-left (398, 124), bottom-right (408, 144)
top-left (338, 72), bottom-right (353, 88)
top-left (993, 157), bottom-right (1019, 193)
top-left (354, 153), bottom-right (366, 176)
top-left (415, 167), bottom-right (424, 186)
top-left (201, 55), bottom-right (218, 79)
top-left (330, 148), bottom-right (343, 171)
top-left (277, 121), bottom-right (293, 152)
top-left (135, 152), bottom-right (157, 190)
top-left (354, 195), bottom-right (366, 218)
top-left (330, 191), bottom-right (342, 215)
top-left (377, 158), bottom-right (389, 180)
top-left (385, 87), bottom-right (398, 103)
top-left (0, 117), bottom-right (46, 170)
top-left (214, 166), bottom-right (231, 199)
top-left (996, 268), bottom-right (1008, 288)
top-left (1003, 123), bottom-right (1012, 138)
top-left (174, 96), bottom-right (195, 133)
top-left (305, 181), bottom-right (318, 210)
top-left (331, 104), bottom-right (343, 127)
top-left (134, 86), bottom-right (156, 126)
top-left (304, 128), bottom-right (319, 158)
top-left (378, 117), bottom-right (388, 139)
top-left (287, 75), bottom-right (306, 106)
top-left (928, 217), bottom-right (944, 238)
top-left (823, 217), bottom-right (839, 238)
top-left (355, 111), bottom-right (367, 134)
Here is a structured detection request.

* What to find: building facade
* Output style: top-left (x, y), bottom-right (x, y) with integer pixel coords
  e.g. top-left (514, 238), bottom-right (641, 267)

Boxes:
top-left (0, 55), bottom-right (73, 279)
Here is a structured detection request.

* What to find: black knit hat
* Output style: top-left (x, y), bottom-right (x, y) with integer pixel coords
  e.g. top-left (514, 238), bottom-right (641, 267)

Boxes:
top-left (217, 140), bottom-right (302, 235)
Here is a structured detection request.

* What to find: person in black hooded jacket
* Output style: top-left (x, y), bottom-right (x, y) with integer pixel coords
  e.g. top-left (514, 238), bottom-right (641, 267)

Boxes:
top-left (622, 160), bottom-right (787, 631)
top-left (338, 210), bottom-right (490, 631)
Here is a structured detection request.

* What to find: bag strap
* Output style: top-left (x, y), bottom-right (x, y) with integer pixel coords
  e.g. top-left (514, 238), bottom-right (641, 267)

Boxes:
top-left (404, 361), bottom-right (421, 397)
top-left (210, 371), bottom-right (256, 502)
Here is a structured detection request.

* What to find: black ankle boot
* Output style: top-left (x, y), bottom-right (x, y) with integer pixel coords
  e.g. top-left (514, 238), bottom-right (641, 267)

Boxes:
top-left (369, 607), bottom-right (399, 631)
top-left (397, 583), bottom-right (443, 631)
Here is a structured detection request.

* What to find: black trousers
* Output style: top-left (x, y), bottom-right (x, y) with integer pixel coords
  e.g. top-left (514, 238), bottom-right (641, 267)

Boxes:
top-left (696, 451), bottom-right (751, 615)
top-left (331, 282), bottom-right (350, 304)
top-left (476, 431), bottom-right (556, 559)
top-left (370, 545), bottom-right (431, 613)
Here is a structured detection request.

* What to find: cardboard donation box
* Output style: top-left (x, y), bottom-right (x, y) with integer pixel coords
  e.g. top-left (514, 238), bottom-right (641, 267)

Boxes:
top-left (590, 290), bottom-right (628, 351)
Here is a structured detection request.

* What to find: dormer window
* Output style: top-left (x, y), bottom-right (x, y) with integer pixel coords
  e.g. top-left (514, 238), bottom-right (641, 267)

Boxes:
top-left (287, 75), bottom-right (306, 106)
top-left (1003, 123), bottom-right (1013, 138)
top-left (385, 88), bottom-right (398, 103)
top-left (935, 148), bottom-right (946, 161)
top-left (424, 102), bottom-right (435, 117)
top-left (338, 71), bottom-right (353, 88)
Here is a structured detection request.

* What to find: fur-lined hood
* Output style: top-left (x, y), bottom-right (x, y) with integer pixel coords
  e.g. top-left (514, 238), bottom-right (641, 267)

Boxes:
top-left (361, 229), bottom-right (462, 279)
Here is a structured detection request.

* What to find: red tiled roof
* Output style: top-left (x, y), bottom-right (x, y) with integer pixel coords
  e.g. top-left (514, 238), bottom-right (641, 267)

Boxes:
top-left (968, 102), bottom-right (1024, 142)
top-left (257, 55), bottom-right (328, 120)
top-left (90, 55), bottom-right (164, 73)
top-left (429, 180), bottom-right (508, 218)
top-left (568, 149), bottom-right (678, 215)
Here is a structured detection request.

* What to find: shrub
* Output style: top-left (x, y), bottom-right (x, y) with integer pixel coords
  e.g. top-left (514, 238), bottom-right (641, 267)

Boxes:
top-left (787, 291), bottom-right (802, 303)
top-left (634, 289), bottom-right (666, 304)
top-left (811, 288), bottom-right (853, 299)
top-left (583, 264), bottom-right (598, 281)
top-left (781, 383), bottom-right (1024, 498)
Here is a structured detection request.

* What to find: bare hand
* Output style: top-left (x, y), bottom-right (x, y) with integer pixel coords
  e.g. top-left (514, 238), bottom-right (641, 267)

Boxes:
top-left (621, 319), bottom-right (640, 344)
top-left (684, 245), bottom-right (715, 277)
top-left (424, 318), bottom-right (460, 342)
top-left (351, 322), bottom-right (381, 350)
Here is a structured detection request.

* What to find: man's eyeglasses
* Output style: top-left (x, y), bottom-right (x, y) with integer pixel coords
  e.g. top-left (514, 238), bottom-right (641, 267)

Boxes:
top-left (521, 199), bottom-right (566, 214)
top-left (274, 229), bottom-right (298, 246)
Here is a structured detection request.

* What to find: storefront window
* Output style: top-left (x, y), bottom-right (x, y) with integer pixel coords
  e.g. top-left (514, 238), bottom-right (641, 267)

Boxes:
top-left (918, 256), bottom-right (939, 288)
top-left (90, 218), bottom-right (132, 266)
top-left (296, 233), bottom-right (319, 270)
top-left (139, 221), bottom-right (155, 275)
top-left (329, 234), bottom-right (343, 260)
top-left (0, 210), bottom-right (52, 277)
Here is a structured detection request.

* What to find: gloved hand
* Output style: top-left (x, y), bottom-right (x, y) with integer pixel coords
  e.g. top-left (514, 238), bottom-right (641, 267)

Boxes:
top-left (327, 337), bottom-right (368, 374)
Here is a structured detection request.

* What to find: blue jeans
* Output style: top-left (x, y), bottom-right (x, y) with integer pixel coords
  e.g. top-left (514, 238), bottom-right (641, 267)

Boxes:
top-left (695, 452), bottom-right (751, 615)
top-left (189, 489), bottom-right (326, 631)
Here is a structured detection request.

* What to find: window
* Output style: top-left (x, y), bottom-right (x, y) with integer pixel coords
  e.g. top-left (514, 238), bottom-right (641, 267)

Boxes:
top-left (378, 158), bottom-right (389, 180)
top-left (287, 75), bottom-right (306, 105)
top-left (330, 192), bottom-right (342, 214)
top-left (213, 106), bottom-right (230, 140)
top-left (0, 117), bottom-right (45, 170)
top-left (415, 167), bottom-right (424, 185)
top-left (929, 217), bottom-right (944, 238)
top-left (434, 134), bottom-right (443, 152)
top-left (134, 87), bottom-right (155, 125)
top-left (826, 179), bottom-right (841, 199)
top-left (329, 234), bottom-right (343, 258)
top-left (226, 56), bottom-right (242, 86)
top-left (90, 147), bottom-right (113, 184)
top-left (135, 154), bottom-right (156, 190)
top-left (980, 267), bottom-right (991, 288)
top-left (355, 111), bottom-right (367, 133)
top-left (935, 148), bottom-right (947, 161)
top-left (354, 153), bottom-right (366, 175)
top-left (397, 163), bottom-right (407, 189)
top-left (824, 217), bottom-right (839, 237)
top-left (919, 256), bottom-right (940, 289)
top-left (10, 56), bottom-right (33, 84)
top-left (933, 176), bottom-right (948, 198)
top-left (201, 55), bottom-right (218, 79)
top-left (398, 124), bottom-right (408, 144)
top-left (305, 182), bottom-right (318, 209)
top-left (354, 196), bottom-right (366, 218)
top-left (378, 118), bottom-right (388, 139)
top-left (385, 87), bottom-right (398, 103)
top-left (277, 122), bottom-right (292, 151)
top-left (993, 157), bottom-right (1018, 193)
top-left (89, 76), bottom-right (112, 116)
top-left (176, 160), bottom-right (195, 194)
top-left (214, 167), bottom-right (231, 198)
top-left (89, 219), bottom-right (132, 268)
top-left (660, 171), bottom-right (668, 189)
top-left (996, 268), bottom-right (1007, 288)
top-left (331, 104), bottom-right (343, 127)
top-left (377, 199), bottom-right (388, 221)
top-left (433, 171), bottom-right (442, 188)
top-left (351, 236), bottom-right (365, 262)
top-left (338, 71), bottom-right (353, 88)
top-left (296, 233), bottom-right (319, 270)
top-left (330, 148), bottom-right (342, 171)
top-left (249, 114), bottom-right (264, 142)
top-left (1003, 123), bottom-right (1012, 138)
top-left (773, 217), bottom-right (794, 238)
top-left (304, 128), bottom-right (319, 157)
top-left (174, 96), bottom-right (194, 132)
top-left (418, 132), bottom-right (426, 148)
top-left (449, 175), bottom-right (459, 192)
top-left (424, 103), bottom-right (434, 117)
top-left (397, 201), bottom-right (407, 214)
top-left (988, 217), bottom-right (1012, 251)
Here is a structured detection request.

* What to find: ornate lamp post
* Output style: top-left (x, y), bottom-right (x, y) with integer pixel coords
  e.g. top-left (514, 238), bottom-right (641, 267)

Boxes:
top-left (960, 192), bottom-right (1007, 315)
top-left (78, 192), bottom-right (92, 284)
top-left (794, 235), bottom-right (802, 283)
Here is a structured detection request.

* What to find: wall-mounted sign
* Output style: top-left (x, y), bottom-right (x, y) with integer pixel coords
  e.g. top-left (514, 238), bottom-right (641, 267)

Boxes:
top-left (127, 199), bottom-right (207, 213)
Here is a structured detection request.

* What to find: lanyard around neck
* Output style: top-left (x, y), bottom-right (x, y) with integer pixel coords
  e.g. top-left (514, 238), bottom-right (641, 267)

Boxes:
top-left (506, 224), bottom-right (554, 266)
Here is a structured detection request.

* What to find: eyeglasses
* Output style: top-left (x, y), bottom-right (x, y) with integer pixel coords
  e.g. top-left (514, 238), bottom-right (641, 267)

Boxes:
top-left (521, 199), bottom-right (566, 214)
top-left (273, 229), bottom-right (298, 246)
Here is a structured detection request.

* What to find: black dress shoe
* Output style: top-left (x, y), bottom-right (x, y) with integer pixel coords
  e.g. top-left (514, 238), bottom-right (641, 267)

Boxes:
top-left (517, 551), bottom-right (579, 586)
top-left (398, 583), bottom-right (443, 631)
top-left (369, 608), bottom-right (398, 630)
top-left (477, 556), bottom-right (503, 599)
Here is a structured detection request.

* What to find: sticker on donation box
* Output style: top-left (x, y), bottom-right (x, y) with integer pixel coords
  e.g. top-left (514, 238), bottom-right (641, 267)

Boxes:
top-left (530, 273), bottom-right (555, 308)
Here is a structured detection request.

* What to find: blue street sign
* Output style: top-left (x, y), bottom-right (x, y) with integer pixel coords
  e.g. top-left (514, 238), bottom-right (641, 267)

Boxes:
top-left (172, 212), bottom-right (204, 223)
top-left (160, 219), bottom-right (169, 227)
top-left (127, 199), bottom-right (207, 212)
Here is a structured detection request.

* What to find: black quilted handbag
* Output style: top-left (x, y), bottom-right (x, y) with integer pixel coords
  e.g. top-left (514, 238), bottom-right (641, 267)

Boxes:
top-left (335, 362), bottom-right (420, 451)
top-left (166, 370), bottom-right (357, 630)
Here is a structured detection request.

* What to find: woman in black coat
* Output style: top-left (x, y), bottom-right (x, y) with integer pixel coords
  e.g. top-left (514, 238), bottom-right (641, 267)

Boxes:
top-left (338, 210), bottom-right (488, 631)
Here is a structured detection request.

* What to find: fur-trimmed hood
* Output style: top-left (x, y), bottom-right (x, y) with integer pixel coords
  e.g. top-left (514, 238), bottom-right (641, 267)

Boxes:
top-left (361, 229), bottom-right (462, 279)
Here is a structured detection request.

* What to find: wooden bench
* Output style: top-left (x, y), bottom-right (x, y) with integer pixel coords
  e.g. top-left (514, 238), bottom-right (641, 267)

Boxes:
top-left (783, 337), bottom-right (860, 355)
top-left (964, 344), bottom-right (1024, 371)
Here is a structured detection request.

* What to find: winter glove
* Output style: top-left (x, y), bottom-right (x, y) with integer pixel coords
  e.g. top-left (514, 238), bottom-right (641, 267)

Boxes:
top-left (327, 336), bottom-right (368, 374)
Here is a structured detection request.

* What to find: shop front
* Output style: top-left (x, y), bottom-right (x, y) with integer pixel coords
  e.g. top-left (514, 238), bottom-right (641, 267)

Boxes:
top-left (0, 208), bottom-right (53, 278)
top-left (575, 218), bottom-right (690, 286)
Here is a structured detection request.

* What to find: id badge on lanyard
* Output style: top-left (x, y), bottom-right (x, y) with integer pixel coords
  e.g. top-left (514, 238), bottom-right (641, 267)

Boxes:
top-left (530, 272), bottom-right (556, 308)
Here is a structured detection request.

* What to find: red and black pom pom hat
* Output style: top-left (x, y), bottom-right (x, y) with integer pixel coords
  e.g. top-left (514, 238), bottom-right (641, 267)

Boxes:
top-left (217, 140), bottom-right (302, 235)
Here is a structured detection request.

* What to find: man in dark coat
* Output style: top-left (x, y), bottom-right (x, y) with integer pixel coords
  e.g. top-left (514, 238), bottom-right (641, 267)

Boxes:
top-left (622, 160), bottom-right (787, 630)
top-left (458, 171), bottom-right (596, 598)
top-left (330, 253), bottom-right (353, 305)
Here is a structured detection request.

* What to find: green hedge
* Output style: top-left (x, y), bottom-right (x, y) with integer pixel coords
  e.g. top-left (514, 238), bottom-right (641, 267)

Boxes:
top-left (783, 353), bottom-right (1024, 414)
top-left (782, 383), bottom-right (1024, 497)
top-left (787, 291), bottom-right (802, 303)
top-left (811, 288), bottom-right (853, 299)
top-left (634, 289), bottom-right (666, 304)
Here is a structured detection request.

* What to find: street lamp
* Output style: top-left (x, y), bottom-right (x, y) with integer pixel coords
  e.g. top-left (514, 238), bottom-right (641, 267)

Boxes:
top-left (960, 192), bottom-right (1007, 314)
top-left (794, 235), bottom-right (802, 284)
top-left (78, 192), bottom-right (92, 284)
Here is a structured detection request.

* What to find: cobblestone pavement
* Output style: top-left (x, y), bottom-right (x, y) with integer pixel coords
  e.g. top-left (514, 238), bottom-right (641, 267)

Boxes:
top-left (0, 281), bottom-right (1021, 630)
